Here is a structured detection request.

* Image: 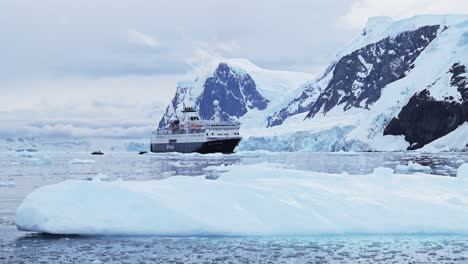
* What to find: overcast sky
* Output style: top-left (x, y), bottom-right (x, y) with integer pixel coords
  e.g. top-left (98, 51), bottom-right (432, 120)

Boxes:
top-left (2, 0), bottom-right (468, 138)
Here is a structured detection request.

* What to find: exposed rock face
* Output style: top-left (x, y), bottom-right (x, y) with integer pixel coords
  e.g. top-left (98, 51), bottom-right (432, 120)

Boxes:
top-left (384, 63), bottom-right (468, 149)
top-left (158, 84), bottom-right (190, 129)
top-left (158, 63), bottom-right (269, 128)
top-left (306, 25), bottom-right (440, 118)
top-left (198, 63), bottom-right (268, 121)
top-left (451, 63), bottom-right (468, 120)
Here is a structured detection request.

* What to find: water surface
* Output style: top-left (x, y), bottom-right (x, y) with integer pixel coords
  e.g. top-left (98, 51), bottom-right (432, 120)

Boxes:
top-left (1, 151), bottom-right (467, 263)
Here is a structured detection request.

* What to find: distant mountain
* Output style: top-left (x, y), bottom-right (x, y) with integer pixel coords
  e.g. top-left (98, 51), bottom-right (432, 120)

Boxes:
top-left (158, 58), bottom-right (313, 129)
top-left (158, 63), bottom-right (269, 128)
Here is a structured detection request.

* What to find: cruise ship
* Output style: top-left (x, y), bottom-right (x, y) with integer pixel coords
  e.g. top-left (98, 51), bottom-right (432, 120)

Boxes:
top-left (151, 101), bottom-right (242, 154)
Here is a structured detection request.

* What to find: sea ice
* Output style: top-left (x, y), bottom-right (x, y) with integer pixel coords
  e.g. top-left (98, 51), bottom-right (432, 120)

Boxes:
top-left (395, 161), bottom-right (432, 172)
top-left (16, 163), bottom-right (468, 236)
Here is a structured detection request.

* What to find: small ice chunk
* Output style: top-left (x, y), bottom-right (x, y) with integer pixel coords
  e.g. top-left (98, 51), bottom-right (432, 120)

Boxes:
top-left (395, 161), bottom-right (432, 172)
top-left (84, 174), bottom-right (110, 181)
top-left (16, 151), bottom-right (34, 158)
top-left (0, 180), bottom-right (15, 187)
top-left (161, 171), bottom-right (176, 176)
top-left (167, 161), bottom-right (195, 168)
top-left (69, 159), bottom-right (96, 164)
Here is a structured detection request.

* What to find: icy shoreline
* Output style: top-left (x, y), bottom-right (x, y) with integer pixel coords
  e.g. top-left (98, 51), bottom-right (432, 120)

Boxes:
top-left (15, 163), bottom-right (468, 236)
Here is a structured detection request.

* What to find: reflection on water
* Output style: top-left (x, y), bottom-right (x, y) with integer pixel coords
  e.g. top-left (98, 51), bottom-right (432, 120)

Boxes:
top-left (0, 151), bottom-right (467, 263)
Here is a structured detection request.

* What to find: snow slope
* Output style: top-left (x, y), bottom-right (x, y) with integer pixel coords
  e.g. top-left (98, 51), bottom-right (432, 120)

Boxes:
top-left (16, 163), bottom-right (468, 236)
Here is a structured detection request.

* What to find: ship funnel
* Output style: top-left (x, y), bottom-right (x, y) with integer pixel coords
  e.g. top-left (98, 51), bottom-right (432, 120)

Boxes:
top-left (213, 100), bottom-right (221, 123)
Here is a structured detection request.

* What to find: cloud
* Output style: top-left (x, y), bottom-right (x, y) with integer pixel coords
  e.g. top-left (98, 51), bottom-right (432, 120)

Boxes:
top-left (0, 73), bottom-right (184, 138)
top-left (0, 0), bottom-right (354, 80)
top-left (127, 29), bottom-right (161, 49)
top-left (340, 0), bottom-right (468, 29)
top-left (0, 120), bottom-right (154, 139)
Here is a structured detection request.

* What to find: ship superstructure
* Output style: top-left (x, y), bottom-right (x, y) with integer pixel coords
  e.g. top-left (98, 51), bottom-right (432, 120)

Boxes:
top-left (151, 101), bottom-right (242, 153)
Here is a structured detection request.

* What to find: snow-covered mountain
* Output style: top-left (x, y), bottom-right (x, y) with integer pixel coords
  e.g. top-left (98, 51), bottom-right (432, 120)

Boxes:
top-left (243, 15), bottom-right (468, 152)
top-left (158, 58), bottom-right (313, 129)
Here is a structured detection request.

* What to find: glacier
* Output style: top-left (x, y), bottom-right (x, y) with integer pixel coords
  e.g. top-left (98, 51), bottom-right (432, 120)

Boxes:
top-left (16, 163), bottom-right (468, 236)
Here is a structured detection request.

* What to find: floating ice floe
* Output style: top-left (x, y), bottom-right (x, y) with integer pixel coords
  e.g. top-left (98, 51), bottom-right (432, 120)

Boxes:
top-left (16, 163), bottom-right (468, 236)
top-left (84, 173), bottom-right (110, 181)
top-left (0, 180), bottom-right (15, 187)
top-left (16, 151), bottom-right (34, 158)
top-left (69, 159), bottom-right (96, 164)
top-left (16, 151), bottom-right (53, 166)
top-left (395, 161), bottom-right (432, 172)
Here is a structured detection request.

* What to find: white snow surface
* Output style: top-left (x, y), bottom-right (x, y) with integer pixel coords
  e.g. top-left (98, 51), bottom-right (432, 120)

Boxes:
top-left (16, 163), bottom-right (468, 236)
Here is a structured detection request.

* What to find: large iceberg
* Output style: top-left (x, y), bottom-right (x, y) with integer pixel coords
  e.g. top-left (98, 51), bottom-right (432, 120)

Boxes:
top-left (16, 163), bottom-right (468, 236)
